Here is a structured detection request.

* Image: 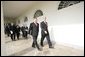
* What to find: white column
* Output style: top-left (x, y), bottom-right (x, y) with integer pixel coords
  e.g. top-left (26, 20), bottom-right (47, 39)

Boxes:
top-left (1, 1), bottom-right (7, 56)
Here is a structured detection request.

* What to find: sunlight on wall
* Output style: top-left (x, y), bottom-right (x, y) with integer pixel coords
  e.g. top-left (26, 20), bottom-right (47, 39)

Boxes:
top-left (50, 24), bottom-right (84, 48)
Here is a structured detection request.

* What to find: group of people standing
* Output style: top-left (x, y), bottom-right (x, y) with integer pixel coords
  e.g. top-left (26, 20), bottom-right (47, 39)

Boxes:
top-left (4, 23), bottom-right (28, 41)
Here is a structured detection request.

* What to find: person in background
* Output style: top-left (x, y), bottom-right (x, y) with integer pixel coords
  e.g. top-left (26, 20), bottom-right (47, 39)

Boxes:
top-left (21, 26), bottom-right (24, 38)
top-left (5, 23), bottom-right (10, 37)
top-left (10, 23), bottom-right (16, 41)
top-left (24, 26), bottom-right (28, 39)
top-left (16, 25), bottom-right (20, 40)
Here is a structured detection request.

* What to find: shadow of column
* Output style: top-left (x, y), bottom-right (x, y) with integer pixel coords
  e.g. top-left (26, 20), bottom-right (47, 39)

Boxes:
top-left (9, 46), bottom-right (35, 56)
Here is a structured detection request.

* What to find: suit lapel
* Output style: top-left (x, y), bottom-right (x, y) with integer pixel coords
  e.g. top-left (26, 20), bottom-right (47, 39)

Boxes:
top-left (33, 22), bottom-right (38, 27)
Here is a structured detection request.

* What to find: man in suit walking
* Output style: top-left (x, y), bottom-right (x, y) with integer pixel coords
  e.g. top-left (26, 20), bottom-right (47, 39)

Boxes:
top-left (28, 18), bottom-right (41, 51)
top-left (40, 17), bottom-right (53, 48)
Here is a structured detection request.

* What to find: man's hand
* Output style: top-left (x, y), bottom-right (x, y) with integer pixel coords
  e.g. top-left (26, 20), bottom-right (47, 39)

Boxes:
top-left (10, 31), bottom-right (13, 34)
top-left (44, 31), bottom-right (47, 34)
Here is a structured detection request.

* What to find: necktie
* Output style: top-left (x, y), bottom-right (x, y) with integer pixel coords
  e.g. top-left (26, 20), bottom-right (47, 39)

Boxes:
top-left (35, 23), bottom-right (37, 26)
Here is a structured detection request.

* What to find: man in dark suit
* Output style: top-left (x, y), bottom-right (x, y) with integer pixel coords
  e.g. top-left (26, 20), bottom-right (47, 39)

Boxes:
top-left (16, 25), bottom-right (20, 40)
top-left (24, 26), bottom-right (28, 39)
top-left (28, 18), bottom-right (41, 51)
top-left (21, 26), bottom-right (24, 37)
top-left (10, 23), bottom-right (16, 41)
top-left (5, 23), bottom-right (10, 37)
top-left (40, 17), bottom-right (53, 48)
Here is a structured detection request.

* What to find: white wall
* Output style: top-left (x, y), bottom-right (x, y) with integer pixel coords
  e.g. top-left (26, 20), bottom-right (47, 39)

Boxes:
top-left (1, 1), bottom-right (7, 56)
top-left (53, 2), bottom-right (84, 48)
top-left (16, 1), bottom-right (84, 48)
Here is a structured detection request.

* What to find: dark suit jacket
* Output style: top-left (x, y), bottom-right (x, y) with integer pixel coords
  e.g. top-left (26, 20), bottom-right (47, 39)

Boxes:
top-left (21, 26), bottom-right (24, 32)
top-left (40, 21), bottom-right (49, 35)
top-left (10, 24), bottom-right (17, 34)
top-left (28, 22), bottom-right (39, 36)
top-left (24, 26), bottom-right (28, 31)
top-left (16, 26), bottom-right (20, 33)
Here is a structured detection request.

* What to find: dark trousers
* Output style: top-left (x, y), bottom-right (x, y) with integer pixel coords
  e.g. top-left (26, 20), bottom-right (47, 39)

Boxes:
top-left (32, 36), bottom-right (40, 49)
top-left (16, 33), bottom-right (20, 40)
top-left (7, 31), bottom-right (10, 37)
top-left (23, 31), bottom-right (27, 38)
top-left (41, 34), bottom-right (52, 47)
top-left (24, 31), bottom-right (28, 38)
top-left (11, 33), bottom-right (16, 41)
top-left (22, 31), bottom-right (24, 37)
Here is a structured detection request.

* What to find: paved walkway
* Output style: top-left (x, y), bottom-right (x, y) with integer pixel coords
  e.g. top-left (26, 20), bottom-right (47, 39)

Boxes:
top-left (5, 35), bottom-right (84, 56)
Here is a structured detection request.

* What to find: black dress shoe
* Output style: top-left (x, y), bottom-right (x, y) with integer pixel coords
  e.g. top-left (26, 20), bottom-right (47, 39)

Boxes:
top-left (32, 46), bottom-right (36, 48)
top-left (41, 45), bottom-right (44, 47)
top-left (38, 48), bottom-right (42, 51)
top-left (13, 40), bottom-right (16, 41)
top-left (49, 46), bottom-right (54, 48)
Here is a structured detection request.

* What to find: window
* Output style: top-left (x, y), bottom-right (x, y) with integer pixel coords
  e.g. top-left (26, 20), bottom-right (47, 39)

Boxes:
top-left (58, 1), bottom-right (83, 10)
top-left (24, 17), bottom-right (28, 22)
top-left (18, 20), bottom-right (20, 24)
top-left (34, 10), bottom-right (43, 18)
